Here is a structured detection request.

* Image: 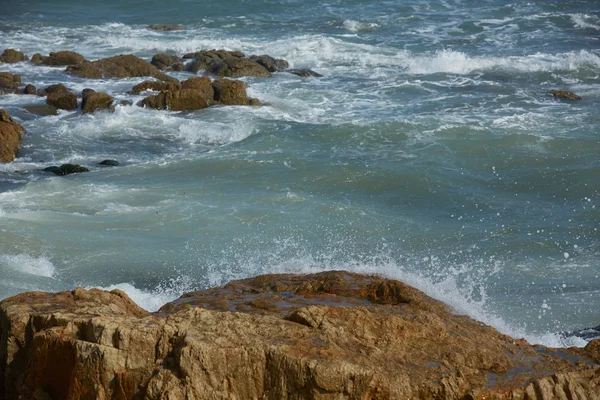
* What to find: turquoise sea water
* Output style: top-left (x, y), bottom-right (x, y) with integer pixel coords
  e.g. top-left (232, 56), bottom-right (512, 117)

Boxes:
top-left (0, 0), bottom-right (599, 346)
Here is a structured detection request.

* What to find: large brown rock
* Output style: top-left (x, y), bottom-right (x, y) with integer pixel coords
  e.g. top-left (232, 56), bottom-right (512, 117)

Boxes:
top-left (1, 271), bottom-right (599, 400)
top-left (32, 51), bottom-right (85, 66)
top-left (0, 110), bottom-right (25, 163)
top-left (151, 53), bottom-right (183, 70)
top-left (181, 76), bottom-right (214, 100)
top-left (130, 79), bottom-right (181, 93)
top-left (0, 49), bottom-right (28, 63)
top-left (46, 92), bottom-right (77, 110)
top-left (212, 78), bottom-right (248, 105)
top-left (66, 54), bottom-right (177, 82)
top-left (81, 89), bottom-right (114, 113)
top-left (141, 88), bottom-right (210, 111)
top-left (0, 72), bottom-right (21, 90)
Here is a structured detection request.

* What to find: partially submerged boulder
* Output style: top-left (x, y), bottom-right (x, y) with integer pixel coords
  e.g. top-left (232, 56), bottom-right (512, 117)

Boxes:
top-left (141, 88), bottom-right (210, 111)
top-left (287, 68), bottom-right (323, 78)
top-left (0, 49), bottom-right (28, 63)
top-left (549, 89), bottom-right (582, 100)
top-left (0, 271), bottom-right (599, 400)
top-left (130, 79), bottom-right (181, 93)
top-left (43, 164), bottom-right (89, 175)
top-left (67, 54), bottom-right (177, 82)
top-left (250, 54), bottom-right (289, 72)
top-left (0, 110), bottom-right (25, 163)
top-left (81, 89), bottom-right (113, 113)
top-left (212, 78), bottom-right (248, 105)
top-left (46, 91), bottom-right (77, 110)
top-left (31, 51), bottom-right (85, 66)
top-left (22, 104), bottom-right (58, 116)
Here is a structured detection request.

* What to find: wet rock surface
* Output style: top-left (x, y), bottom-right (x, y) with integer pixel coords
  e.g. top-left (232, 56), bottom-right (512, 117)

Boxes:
top-left (1, 271), bottom-right (598, 400)
top-left (43, 164), bottom-right (90, 175)
top-left (81, 89), bottom-right (113, 113)
top-left (67, 54), bottom-right (177, 82)
top-left (0, 110), bottom-right (26, 163)
top-left (549, 89), bottom-right (582, 100)
top-left (0, 49), bottom-right (28, 63)
top-left (31, 51), bottom-right (85, 66)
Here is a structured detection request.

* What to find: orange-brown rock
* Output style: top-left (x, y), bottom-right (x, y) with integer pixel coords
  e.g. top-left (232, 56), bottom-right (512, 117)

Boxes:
top-left (0, 72), bottom-right (21, 90)
top-left (46, 91), bottom-right (77, 110)
top-left (130, 79), bottom-right (181, 93)
top-left (212, 78), bottom-right (249, 105)
top-left (549, 89), bottom-right (582, 100)
top-left (81, 89), bottom-right (114, 113)
top-left (181, 76), bottom-right (214, 100)
top-left (0, 49), bottom-right (28, 63)
top-left (1, 271), bottom-right (599, 400)
top-left (67, 54), bottom-right (177, 82)
top-left (0, 110), bottom-right (25, 163)
top-left (141, 88), bottom-right (210, 111)
top-left (31, 50), bottom-right (85, 66)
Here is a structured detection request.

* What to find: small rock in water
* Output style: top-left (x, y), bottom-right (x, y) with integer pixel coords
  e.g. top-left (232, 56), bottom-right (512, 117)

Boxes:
top-left (99, 159), bottom-right (119, 166)
top-left (22, 104), bottom-right (58, 116)
top-left (147, 24), bottom-right (184, 31)
top-left (44, 164), bottom-right (89, 175)
top-left (286, 68), bottom-right (323, 78)
top-left (549, 90), bottom-right (581, 100)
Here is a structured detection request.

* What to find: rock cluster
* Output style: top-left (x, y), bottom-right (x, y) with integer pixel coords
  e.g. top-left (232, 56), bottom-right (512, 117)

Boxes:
top-left (0, 110), bottom-right (25, 163)
top-left (0, 48), bottom-right (28, 63)
top-left (183, 49), bottom-right (289, 77)
top-left (1, 271), bottom-right (598, 399)
top-left (67, 54), bottom-right (177, 82)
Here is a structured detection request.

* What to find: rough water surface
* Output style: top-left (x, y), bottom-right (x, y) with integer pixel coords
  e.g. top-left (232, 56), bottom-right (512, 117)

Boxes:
top-left (0, 0), bottom-right (599, 347)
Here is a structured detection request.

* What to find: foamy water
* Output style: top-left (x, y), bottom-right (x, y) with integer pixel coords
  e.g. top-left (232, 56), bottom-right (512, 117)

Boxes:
top-left (1, 0), bottom-right (599, 347)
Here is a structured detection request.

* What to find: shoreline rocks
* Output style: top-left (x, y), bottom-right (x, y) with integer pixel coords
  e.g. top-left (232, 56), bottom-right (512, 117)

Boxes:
top-left (1, 271), bottom-right (598, 399)
top-left (0, 110), bottom-right (25, 163)
top-left (67, 54), bottom-right (177, 82)
top-left (0, 49), bottom-right (28, 63)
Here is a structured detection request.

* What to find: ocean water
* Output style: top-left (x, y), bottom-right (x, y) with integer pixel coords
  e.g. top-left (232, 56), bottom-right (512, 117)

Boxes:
top-left (0, 0), bottom-right (599, 347)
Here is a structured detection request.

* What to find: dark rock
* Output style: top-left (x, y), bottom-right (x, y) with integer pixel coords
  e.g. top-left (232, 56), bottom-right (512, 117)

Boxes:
top-left (67, 54), bottom-right (177, 82)
top-left (0, 109), bottom-right (26, 162)
top-left (44, 164), bottom-right (89, 175)
top-left (565, 324), bottom-right (600, 341)
top-left (46, 92), bottom-right (77, 110)
top-left (0, 72), bottom-right (21, 89)
top-left (44, 83), bottom-right (69, 94)
top-left (99, 159), bottom-right (119, 166)
top-left (549, 90), bottom-right (582, 100)
top-left (81, 88), bottom-right (95, 98)
top-left (171, 62), bottom-right (185, 71)
top-left (147, 24), bottom-right (184, 31)
top-left (212, 78), bottom-right (248, 105)
top-left (248, 97), bottom-right (261, 106)
top-left (118, 100), bottom-right (133, 106)
top-left (250, 54), bottom-right (289, 72)
top-left (22, 104), bottom-right (59, 116)
top-left (183, 49), bottom-right (271, 78)
top-left (34, 51), bottom-right (85, 66)
top-left (141, 89), bottom-right (209, 111)
top-left (0, 48), bottom-right (28, 63)
top-left (81, 90), bottom-right (113, 113)
top-left (130, 80), bottom-right (181, 93)
top-left (286, 68), bottom-right (323, 78)
top-left (151, 54), bottom-right (183, 71)
top-left (23, 84), bottom-right (36, 95)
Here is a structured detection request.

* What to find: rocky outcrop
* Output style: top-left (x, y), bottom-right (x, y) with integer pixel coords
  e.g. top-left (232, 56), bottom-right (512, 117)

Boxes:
top-left (130, 79), bottom-right (181, 93)
top-left (549, 90), bottom-right (582, 100)
top-left (0, 110), bottom-right (25, 163)
top-left (81, 89), bottom-right (113, 113)
top-left (183, 49), bottom-right (272, 77)
top-left (31, 51), bottom-right (85, 66)
top-left (0, 49), bottom-right (28, 63)
top-left (1, 271), bottom-right (599, 400)
top-left (250, 54), bottom-right (290, 72)
top-left (151, 53), bottom-right (183, 71)
top-left (67, 54), bottom-right (177, 82)
top-left (212, 78), bottom-right (248, 105)
top-left (141, 88), bottom-right (210, 111)
top-left (0, 72), bottom-right (20, 91)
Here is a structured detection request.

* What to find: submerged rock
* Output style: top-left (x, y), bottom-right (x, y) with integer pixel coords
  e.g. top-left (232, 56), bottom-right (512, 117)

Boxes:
top-left (22, 104), bottom-right (58, 116)
top-left (43, 164), bottom-right (89, 175)
top-left (0, 110), bottom-right (26, 163)
top-left (0, 271), bottom-right (598, 400)
top-left (67, 54), bottom-right (177, 82)
top-left (0, 48), bottom-right (28, 63)
top-left (130, 79), bottom-right (181, 93)
top-left (549, 90), bottom-right (582, 100)
top-left (147, 24), bottom-right (184, 31)
top-left (99, 159), bottom-right (119, 166)
top-left (287, 68), bottom-right (323, 78)
top-left (81, 89), bottom-right (113, 113)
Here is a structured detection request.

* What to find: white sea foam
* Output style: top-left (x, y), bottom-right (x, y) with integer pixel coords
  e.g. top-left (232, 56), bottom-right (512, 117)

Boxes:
top-left (0, 254), bottom-right (56, 278)
top-left (342, 20), bottom-right (379, 33)
top-left (570, 14), bottom-right (600, 31)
